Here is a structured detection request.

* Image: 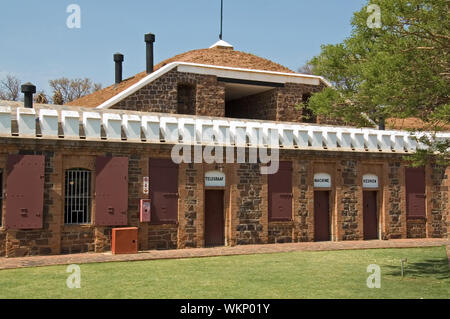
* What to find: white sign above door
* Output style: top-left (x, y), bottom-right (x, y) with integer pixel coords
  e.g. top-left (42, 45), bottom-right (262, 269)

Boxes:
top-left (205, 171), bottom-right (226, 187)
top-left (363, 174), bottom-right (379, 188)
top-left (314, 173), bottom-right (331, 188)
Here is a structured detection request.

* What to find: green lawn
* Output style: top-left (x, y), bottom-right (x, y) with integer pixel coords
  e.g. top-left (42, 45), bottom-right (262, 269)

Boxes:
top-left (0, 246), bottom-right (448, 299)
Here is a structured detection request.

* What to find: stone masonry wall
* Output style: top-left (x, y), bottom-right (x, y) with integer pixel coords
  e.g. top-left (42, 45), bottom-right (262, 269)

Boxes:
top-left (0, 139), bottom-right (179, 257)
top-left (294, 160), bottom-right (313, 242)
top-left (276, 83), bottom-right (307, 123)
top-left (61, 227), bottom-right (95, 254)
top-left (268, 222), bottom-right (293, 244)
top-left (0, 137), bottom-right (448, 258)
top-left (386, 161), bottom-right (404, 239)
top-left (276, 82), bottom-right (345, 125)
top-left (0, 231), bottom-right (5, 257)
top-left (226, 89), bottom-right (278, 120)
top-left (148, 224), bottom-right (178, 250)
top-left (429, 163), bottom-right (448, 238)
top-left (112, 70), bottom-right (225, 118)
top-left (339, 160), bottom-right (361, 241)
top-left (407, 219), bottom-right (426, 238)
top-left (235, 164), bottom-right (266, 245)
top-left (4, 150), bottom-right (57, 257)
top-left (178, 163), bottom-right (202, 249)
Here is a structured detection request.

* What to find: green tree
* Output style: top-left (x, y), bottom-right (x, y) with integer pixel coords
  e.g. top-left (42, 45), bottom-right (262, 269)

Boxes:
top-left (307, 0), bottom-right (449, 165)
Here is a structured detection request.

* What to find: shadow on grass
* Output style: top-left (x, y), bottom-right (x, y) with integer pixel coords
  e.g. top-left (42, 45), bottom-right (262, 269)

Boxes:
top-left (384, 258), bottom-right (450, 280)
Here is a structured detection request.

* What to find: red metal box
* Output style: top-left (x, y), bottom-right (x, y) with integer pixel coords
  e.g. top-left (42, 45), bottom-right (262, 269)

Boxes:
top-left (111, 227), bottom-right (138, 254)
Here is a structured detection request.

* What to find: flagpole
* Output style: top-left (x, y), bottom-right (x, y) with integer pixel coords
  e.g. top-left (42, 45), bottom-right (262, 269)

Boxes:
top-left (219, 0), bottom-right (223, 40)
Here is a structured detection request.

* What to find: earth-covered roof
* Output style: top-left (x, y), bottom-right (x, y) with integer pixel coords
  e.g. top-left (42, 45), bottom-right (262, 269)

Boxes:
top-left (66, 46), bottom-right (296, 108)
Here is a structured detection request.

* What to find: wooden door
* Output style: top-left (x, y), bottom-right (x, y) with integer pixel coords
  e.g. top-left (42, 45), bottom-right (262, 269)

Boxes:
top-left (204, 190), bottom-right (224, 247)
top-left (363, 191), bottom-right (378, 240)
top-left (314, 191), bottom-right (330, 241)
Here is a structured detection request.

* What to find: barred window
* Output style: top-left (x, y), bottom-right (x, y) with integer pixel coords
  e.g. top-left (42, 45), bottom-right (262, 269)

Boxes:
top-left (65, 169), bottom-right (91, 224)
top-left (0, 170), bottom-right (3, 227)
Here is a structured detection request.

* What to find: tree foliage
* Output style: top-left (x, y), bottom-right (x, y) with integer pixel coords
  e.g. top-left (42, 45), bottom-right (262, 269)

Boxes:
top-left (34, 91), bottom-right (48, 104)
top-left (0, 74), bottom-right (21, 101)
top-left (298, 63), bottom-right (316, 75)
top-left (307, 0), bottom-right (449, 164)
top-left (49, 77), bottom-right (102, 104)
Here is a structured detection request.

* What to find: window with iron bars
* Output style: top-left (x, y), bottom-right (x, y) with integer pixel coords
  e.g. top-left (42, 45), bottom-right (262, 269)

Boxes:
top-left (0, 170), bottom-right (3, 227)
top-left (65, 169), bottom-right (91, 224)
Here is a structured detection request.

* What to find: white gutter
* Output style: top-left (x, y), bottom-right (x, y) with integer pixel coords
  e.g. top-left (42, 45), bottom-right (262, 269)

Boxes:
top-left (96, 62), bottom-right (331, 110)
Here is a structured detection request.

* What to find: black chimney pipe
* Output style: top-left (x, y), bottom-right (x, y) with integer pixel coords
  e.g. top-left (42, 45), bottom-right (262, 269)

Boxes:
top-left (144, 33), bottom-right (155, 74)
top-left (114, 53), bottom-right (124, 84)
top-left (21, 82), bottom-right (36, 108)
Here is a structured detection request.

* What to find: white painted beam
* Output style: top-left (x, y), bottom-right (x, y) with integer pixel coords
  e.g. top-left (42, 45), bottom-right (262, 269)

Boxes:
top-left (179, 118), bottom-right (196, 144)
top-left (160, 116), bottom-right (179, 143)
top-left (122, 114), bottom-right (141, 141)
top-left (82, 111), bottom-right (101, 139)
top-left (17, 108), bottom-right (36, 136)
top-left (351, 132), bottom-right (365, 150)
top-left (278, 124), bottom-right (295, 148)
top-left (213, 119), bottom-right (230, 145)
top-left (102, 113), bottom-right (122, 140)
top-left (0, 106), bottom-right (11, 136)
top-left (262, 123), bottom-right (279, 147)
top-left (61, 110), bottom-right (80, 138)
top-left (196, 119), bottom-right (214, 144)
top-left (246, 121), bottom-right (263, 146)
top-left (142, 115), bottom-right (160, 142)
top-left (295, 129), bottom-right (309, 148)
top-left (365, 132), bottom-right (378, 151)
top-left (324, 130), bottom-right (338, 149)
top-left (230, 120), bottom-right (246, 146)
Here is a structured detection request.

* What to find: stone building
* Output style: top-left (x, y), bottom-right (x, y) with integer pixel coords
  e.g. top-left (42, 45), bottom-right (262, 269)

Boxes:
top-left (0, 37), bottom-right (448, 257)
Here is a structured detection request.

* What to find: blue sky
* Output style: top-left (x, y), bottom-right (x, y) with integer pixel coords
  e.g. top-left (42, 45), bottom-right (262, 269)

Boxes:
top-left (0, 0), bottom-right (367, 94)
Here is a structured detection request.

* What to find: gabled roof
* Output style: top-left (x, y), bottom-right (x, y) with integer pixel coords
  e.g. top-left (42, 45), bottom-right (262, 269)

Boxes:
top-left (66, 46), bottom-right (303, 108)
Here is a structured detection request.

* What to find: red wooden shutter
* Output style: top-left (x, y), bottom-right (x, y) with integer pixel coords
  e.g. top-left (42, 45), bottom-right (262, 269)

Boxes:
top-left (5, 155), bottom-right (45, 229)
top-left (95, 156), bottom-right (128, 226)
top-left (149, 159), bottom-right (178, 224)
top-left (268, 161), bottom-right (293, 221)
top-left (405, 167), bottom-right (426, 218)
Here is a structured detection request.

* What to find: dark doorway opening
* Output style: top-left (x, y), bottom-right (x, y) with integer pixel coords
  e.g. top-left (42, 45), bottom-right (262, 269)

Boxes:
top-left (301, 93), bottom-right (317, 123)
top-left (314, 191), bottom-right (330, 241)
top-left (363, 191), bottom-right (378, 240)
top-left (204, 190), bottom-right (225, 247)
top-left (221, 79), bottom-right (280, 120)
